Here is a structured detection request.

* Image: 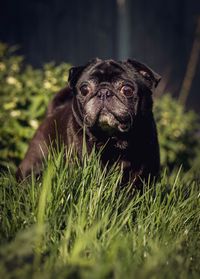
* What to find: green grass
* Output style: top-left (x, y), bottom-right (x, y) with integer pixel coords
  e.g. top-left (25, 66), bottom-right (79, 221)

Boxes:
top-left (0, 147), bottom-right (200, 279)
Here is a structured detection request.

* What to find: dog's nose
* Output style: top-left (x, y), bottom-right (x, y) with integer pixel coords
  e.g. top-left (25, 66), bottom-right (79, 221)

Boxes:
top-left (97, 88), bottom-right (113, 100)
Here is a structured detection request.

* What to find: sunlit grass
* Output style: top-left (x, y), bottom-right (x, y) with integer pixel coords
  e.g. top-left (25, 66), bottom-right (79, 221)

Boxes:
top-left (0, 146), bottom-right (199, 278)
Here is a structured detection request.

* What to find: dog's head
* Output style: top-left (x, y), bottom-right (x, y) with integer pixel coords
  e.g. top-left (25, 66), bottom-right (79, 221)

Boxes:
top-left (69, 58), bottom-right (161, 135)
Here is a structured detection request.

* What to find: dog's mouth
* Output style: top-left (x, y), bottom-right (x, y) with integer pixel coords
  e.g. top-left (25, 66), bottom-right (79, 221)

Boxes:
top-left (98, 110), bottom-right (130, 132)
top-left (85, 107), bottom-right (131, 134)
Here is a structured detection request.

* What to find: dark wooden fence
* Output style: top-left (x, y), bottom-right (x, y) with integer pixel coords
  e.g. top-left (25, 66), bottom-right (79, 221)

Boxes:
top-left (0, 0), bottom-right (199, 111)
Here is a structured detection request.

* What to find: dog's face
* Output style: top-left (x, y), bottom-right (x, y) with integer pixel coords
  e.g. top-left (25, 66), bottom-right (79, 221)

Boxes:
top-left (69, 59), bottom-right (161, 134)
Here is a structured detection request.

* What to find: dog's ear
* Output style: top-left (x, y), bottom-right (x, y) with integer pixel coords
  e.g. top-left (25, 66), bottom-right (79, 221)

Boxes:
top-left (127, 59), bottom-right (161, 89)
top-left (68, 66), bottom-right (86, 88)
top-left (68, 58), bottom-right (102, 88)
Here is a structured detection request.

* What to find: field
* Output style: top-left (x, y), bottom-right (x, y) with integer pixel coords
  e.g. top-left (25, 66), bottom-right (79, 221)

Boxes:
top-left (0, 147), bottom-right (200, 279)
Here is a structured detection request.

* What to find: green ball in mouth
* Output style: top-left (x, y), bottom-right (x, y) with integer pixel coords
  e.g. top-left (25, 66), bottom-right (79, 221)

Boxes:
top-left (98, 113), bottom-right (117, 133)
top-left (98, 113), bottom-right (130, 133)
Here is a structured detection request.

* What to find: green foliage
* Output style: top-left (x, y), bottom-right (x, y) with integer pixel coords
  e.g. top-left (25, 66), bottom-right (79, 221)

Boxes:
top-left (0, 43), bottom-right (71, 170)
top-left (0, 148), bottom-right (200, 278)
top-left (154, 94), bottom-right (200, 170)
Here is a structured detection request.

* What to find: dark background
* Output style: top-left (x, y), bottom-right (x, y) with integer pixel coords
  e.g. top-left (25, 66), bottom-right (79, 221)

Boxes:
top-left (0, 0), bottom-right (200, 112)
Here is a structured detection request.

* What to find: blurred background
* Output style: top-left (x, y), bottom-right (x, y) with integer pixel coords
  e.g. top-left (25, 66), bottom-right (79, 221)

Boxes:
top-left (0, 0), bottom-right (200, 172)
top-left (0, 0), bottom-right (200, 112)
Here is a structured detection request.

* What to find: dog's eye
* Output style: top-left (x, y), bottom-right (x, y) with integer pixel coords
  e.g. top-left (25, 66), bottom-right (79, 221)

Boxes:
top-left (80, 85), bottom-right (90, 96)
top-left (121, 85), bottom-right (134, 97)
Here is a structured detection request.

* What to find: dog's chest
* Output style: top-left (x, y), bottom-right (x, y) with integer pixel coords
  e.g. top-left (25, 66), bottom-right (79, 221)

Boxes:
top-left (96, 138), bottom-right (141, 171)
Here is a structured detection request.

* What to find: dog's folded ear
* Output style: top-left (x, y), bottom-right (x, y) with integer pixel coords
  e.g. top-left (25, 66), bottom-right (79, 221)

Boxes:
top-left (68, 66), bottom-right (86, 88)
top-left (68, 58), bottom-right (102, 88)
top-left (127, 59), bottom-right (161, 89)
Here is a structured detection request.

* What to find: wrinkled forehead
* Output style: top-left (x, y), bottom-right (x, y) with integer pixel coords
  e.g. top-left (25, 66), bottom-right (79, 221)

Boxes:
top-left (79, 60), bottom-right (133, 83)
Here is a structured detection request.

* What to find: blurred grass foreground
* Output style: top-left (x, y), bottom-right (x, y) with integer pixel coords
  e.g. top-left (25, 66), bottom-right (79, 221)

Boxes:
top-left (0, 43), bottom-right (200, 278)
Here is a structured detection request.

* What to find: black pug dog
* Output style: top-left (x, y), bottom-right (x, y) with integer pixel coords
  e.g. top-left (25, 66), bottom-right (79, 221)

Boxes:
top-left (16, 58), bottom-right (161, 189)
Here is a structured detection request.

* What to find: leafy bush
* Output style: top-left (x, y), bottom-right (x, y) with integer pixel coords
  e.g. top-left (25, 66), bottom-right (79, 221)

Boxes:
top-left (154, 94), bottom-right (199, 170)
top-left (0, 43), bottom-right (199, 171)
top-left (0, 43), bottom-right (71, 171)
